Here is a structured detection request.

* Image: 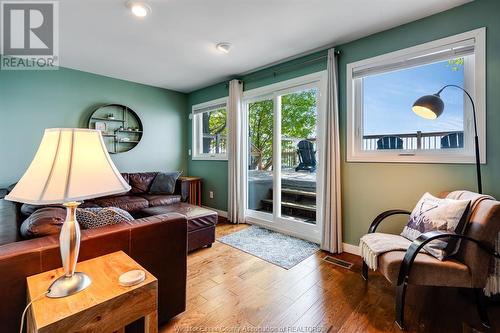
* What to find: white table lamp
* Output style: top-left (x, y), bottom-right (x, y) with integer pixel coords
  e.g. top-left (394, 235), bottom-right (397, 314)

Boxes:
top-left (6, 128), bottom-right (131, 297)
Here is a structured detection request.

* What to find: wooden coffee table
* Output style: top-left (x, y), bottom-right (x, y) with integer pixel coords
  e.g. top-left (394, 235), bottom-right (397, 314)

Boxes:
top-left (26, 251), bottom-right (158, 333)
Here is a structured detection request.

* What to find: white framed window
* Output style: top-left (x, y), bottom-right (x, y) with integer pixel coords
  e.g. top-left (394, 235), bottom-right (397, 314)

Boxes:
top-left (346, 28), bottom-right (486, 163)
top-left (191, 97), bottom-right (228, 160)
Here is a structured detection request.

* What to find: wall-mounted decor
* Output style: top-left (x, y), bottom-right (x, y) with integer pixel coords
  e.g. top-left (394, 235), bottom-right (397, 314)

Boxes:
top-left (87, 104), bottom-right (143, 154)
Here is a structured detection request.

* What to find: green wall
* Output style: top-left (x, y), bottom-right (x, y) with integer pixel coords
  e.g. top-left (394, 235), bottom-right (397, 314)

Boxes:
top-left (0, 66), bottom-right (188, 188)
top-left (188, 0), bottom-right (500, 245)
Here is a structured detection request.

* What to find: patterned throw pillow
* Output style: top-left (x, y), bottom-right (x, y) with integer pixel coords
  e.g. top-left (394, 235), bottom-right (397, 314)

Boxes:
top-left (76, 207), bottom-right (134, 229)
top-left (401, 192), bottom-right (470, 260)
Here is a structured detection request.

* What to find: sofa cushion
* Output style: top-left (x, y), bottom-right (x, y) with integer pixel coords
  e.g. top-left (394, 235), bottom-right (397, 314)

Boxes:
top-left (21, 202), bottom-right (100, 217)
top-left (91, 195), bottom-right (149, 213)
top-left (76, 207), bottom-right (134, 229)
top-left (20, 207), bottom-right (66, 239)
top-left (128, 172), bottom-right (158, 194)
top-left (149, 171), bottom-right (181, 195)
top-left (378, 250), bottom-right (471, 287)
top-left (20, 203), bottom-right (65, 217)
top-left (120, 173), bottom-right (130, 184)
top-left (140, 194), bottom-right (181, 207)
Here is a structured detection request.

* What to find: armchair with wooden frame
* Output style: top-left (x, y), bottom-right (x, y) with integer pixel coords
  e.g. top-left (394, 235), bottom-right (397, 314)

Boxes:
top-left (361, 192), bottom-right (500, 330)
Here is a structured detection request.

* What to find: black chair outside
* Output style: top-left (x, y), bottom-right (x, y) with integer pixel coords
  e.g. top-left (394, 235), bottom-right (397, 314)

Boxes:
top-left (377, 136), bottom-right (403, 150)
top-left (295, 140), bottom-right (316, 173)
top-left (441, 132), bottom-right (464, 149)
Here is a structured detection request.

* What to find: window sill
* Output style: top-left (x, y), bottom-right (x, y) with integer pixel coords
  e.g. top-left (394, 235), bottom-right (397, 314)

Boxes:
top-left (192, 155), bottom-right (228, 161)
top-left (346, 151), bottom-right (486, 164)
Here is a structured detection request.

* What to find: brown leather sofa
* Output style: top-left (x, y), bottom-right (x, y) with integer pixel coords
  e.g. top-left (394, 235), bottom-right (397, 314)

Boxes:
top-left (0, 171), bottom-right (219, 332)
top-left (0, 172), bottom-right (193, 333)
top-left (12, 172), bottom-right (217, 251)
top-left (0, 212), bottom-right (187, 333)
top-left (85, 171), bottom-right (188, 213)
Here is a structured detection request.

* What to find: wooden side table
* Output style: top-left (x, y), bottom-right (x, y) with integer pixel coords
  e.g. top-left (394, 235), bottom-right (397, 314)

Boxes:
top-left (26, 251), bottom-right (158, 333)
top-left (179, 176), bottom-right (202, 206)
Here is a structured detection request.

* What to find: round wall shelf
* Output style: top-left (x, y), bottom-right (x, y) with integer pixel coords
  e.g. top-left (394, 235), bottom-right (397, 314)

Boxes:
top-left (88, 104), bottom-right (143, 154)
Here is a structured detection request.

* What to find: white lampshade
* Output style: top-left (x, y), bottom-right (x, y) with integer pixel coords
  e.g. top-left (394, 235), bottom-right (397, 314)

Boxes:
top-left (6, 128), bottom-right (131, 205)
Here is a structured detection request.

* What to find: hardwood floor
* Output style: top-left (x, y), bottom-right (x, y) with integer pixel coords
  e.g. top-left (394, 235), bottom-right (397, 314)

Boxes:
top-left (161, 222), bottom-right (499, 333)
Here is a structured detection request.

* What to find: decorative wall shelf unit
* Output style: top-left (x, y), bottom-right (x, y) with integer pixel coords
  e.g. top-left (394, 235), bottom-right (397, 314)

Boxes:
top-left (88, 104), bottom-right (143, 154)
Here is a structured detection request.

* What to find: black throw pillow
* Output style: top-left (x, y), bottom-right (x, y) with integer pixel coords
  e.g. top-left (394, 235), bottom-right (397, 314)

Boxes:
top-left (149, 171), bottom-right (181, 195)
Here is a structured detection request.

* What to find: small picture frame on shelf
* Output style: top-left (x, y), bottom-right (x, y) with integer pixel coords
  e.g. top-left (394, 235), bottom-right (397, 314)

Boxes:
top-left (95, 121), bottom-right (106, 132)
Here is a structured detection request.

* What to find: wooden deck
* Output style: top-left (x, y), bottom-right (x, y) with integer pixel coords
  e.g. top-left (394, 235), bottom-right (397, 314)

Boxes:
top-left (161, 222), bottom-right (499, 333)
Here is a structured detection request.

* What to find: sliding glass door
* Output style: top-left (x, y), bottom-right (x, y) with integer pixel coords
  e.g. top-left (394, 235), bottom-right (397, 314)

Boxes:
top-left (247, 96), bottom-right (274, 217)
top-left (244, 73), bottom-right (326, 243)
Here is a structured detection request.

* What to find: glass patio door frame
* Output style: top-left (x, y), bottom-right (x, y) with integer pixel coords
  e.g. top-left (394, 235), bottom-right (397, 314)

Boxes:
top-left (242, 71), bottom-right (327, 243)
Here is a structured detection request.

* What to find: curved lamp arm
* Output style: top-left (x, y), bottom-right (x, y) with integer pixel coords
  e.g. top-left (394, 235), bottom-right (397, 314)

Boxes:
top-left (396, 230), bottom-right (499, 286)
top-left (368, 210), bottom-right (411, 234)
top-left (435, 84), bottom-right (482, 194)
top-left (436, 84), bottom-right (478, 136)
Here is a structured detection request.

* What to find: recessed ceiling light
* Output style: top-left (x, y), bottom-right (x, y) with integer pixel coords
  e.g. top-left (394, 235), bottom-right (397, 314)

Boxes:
top-left (216, 42), bottom-right (232, 54)
top-left (126, 1), bottom-right (151, 17)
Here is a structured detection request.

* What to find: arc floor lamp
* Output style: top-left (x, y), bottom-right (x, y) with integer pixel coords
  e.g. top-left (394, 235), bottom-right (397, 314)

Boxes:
top-left (412, 84), bottom-right (482, 194)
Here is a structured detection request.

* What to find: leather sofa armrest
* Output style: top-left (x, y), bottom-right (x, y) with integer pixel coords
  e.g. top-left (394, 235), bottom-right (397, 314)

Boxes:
top-left (126, 213), bottom-right (188, 323)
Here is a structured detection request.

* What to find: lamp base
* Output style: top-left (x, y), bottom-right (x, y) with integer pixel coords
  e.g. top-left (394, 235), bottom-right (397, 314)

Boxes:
top-left (47, 272), bottom-right (92, 298)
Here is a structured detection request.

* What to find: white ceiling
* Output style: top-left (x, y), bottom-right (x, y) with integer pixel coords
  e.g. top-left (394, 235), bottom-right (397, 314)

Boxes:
top-left (60, 0), bottom-right (471, 93)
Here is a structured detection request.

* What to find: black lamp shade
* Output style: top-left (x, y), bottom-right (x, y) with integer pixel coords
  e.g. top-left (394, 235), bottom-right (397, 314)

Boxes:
top-left (412, 94), bottom-right (444, 119)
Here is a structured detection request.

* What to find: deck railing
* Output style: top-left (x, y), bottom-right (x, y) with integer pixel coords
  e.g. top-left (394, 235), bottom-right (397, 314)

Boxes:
top-left (363, 131), bottom-right (463, 151)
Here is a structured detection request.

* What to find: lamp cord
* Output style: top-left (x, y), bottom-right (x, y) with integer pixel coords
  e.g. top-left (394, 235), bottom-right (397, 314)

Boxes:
top-left (19, 290), bottom-right (49, 333)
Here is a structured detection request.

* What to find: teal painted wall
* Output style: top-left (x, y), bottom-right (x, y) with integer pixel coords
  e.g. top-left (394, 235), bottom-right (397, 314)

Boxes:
top-left (188, 0), bottom-right (500, 245)
top-left (0, 66), bottom-right (188, 188)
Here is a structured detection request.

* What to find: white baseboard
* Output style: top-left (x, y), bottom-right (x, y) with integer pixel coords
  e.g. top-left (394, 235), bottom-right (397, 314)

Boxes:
top-left (342, 242), bottom-right (360, 256)
top-left (202, 206), bottom-right (228, 218)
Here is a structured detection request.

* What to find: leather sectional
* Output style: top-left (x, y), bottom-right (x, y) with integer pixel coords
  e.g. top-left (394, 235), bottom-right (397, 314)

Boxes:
top-left (0, 172), bottom-right (218, 333)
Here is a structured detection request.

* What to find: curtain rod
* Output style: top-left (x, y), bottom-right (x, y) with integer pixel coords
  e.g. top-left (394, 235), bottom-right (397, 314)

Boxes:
top-left (226, 50), bottom-right (340, 87)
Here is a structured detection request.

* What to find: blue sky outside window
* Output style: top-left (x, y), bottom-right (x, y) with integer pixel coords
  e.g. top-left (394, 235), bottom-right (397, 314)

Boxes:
top-left (362, 59), bottom-right (465, 137)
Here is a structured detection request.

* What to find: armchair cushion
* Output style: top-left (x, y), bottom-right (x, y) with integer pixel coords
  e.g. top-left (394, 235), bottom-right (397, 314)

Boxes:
top-left (401, 192), bottom-right (470, 259)
top-left (378, 250), bottom-right (471, 287)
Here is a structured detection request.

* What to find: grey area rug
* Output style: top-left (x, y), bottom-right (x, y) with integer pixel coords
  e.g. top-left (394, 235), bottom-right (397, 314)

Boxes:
top-left (218, 225), bottom-right (319, 269)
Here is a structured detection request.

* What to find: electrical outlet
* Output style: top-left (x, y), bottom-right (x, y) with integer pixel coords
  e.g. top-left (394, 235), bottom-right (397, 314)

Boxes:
top-left (209, 191), bottom-right (214, 199)
top-left (188, 149), bottom-right (191, 156)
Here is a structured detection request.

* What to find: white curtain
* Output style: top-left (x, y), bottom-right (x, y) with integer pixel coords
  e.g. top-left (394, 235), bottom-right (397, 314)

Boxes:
top-left (321, 48), bottom-right (343, 253)
top-left (227, 79), bottom-right (245, 223)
